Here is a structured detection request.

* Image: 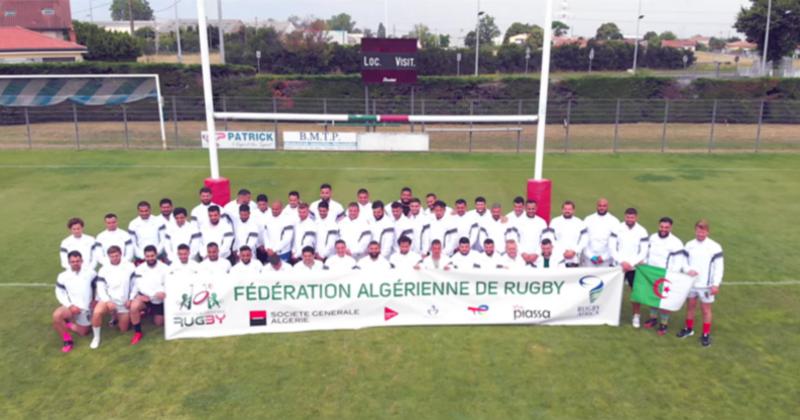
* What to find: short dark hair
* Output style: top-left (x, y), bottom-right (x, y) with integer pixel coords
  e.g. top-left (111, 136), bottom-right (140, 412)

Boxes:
top-left (625, 207), bottom-right (638, 215)
top-left (239, 245), bottom-right (252, 252)
top-left (298, 202), bottom-right (309, 210)
top-left (144, 245), bottom-right (158, 254)
top-left (401, 187), bottom-right (412, 194)
top-left (483, 238), bottom-right (494, 245)
top-left (348, 202), bottom-right (358, 208)
top-left (372, 200), bottom-right (384, 209)
top-left (208, 205), bottom-right (220, 214)
top-left (526, 199), bottom-right (537, 205)
top-left (107, 245), bottom-right (122, 255)
top-left (368, 240), bottom-right (380, 247)
top-left (433, 200), bottom-right (446, 209)
top-left (318, 201), bottom-right (329, 210)
top-left (173, 207), bottom-right (187, 217)
top-left (475, 196), bottom-right (486, 204)
top-left (137, 201), bottom-right (150, 209)
top-left (455, 199), bottom-right (467, 206)
top-left (302, 246), bottom-right (315, 255)
top-left (320, 183), bottom-right (332, 190)
top-left (659, 217), bottom-right (674, 225)
top-left (410, 197), bottom-right (421, 204)
top-left (390, 201), bottom-right (402, 209)
top-left (256, 194), bottom-right (268, 203)
top-left (239, 204), bottom-right (250, 212)
top-left (238, 189), bottom-right (251, 196)
top-left (67, 250), bottom-right (82, 259)
top-left (513, 196), bottom-right (525, 204)
top-left (430, 239), bottom-right (442, 247)
top-left (207, 242), bottom-right (219, 250)
top-left (541, 238), bottom-right (553, 246)
top-left (357, 188), bottom-right (368, 195)
top-left (199, 187), bottom-right (212, 194)
top-left (67, 217), bottom-right (84, 229)
top-left (177, 244), bottom-right (190, 251)
top-left (159, 198), bottom-right (172, 206)
top-left (459, 237), bottom-right (470, 245)
top-left (288, 191), bottom-right (300, 198)
top-left (335, 239), bottom-right (346, 246)
top-left (426, 193), bottom-right (437, 199)
top-left (104, 213), bottom-right (117, 220)
top-left (398, 235), bottom-right (412, 245)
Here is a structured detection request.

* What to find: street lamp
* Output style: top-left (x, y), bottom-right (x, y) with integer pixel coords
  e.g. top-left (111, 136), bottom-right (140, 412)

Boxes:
top-left (588, 47), bottom-right (595, 72)
top-left (217, 0), bottom-right (225, 65)
top-left (457, 52), bottom-right (462, 75)
top-left (762, 0), bottom-right (772, 75)
top-left (525, 46), bottom-right (531, 74)
top-left (632, 0), bottom-right (644, 73)
top-left (256, 50), bottom-right (261, 73)
top-left (175, 0), bottom-right (183, 64)
top-left (474, 1), bottom-right (485, 77)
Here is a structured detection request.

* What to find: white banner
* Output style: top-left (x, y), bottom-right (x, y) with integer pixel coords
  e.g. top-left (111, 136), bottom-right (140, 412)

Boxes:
top-left (201, 131), bottom-right (276, 149)
top-left (358, 133), bottom-right (429, 151)
top-left (283, 131), bottom-right (358, 150)
top-left (165, 268), bottom-right (623, 340)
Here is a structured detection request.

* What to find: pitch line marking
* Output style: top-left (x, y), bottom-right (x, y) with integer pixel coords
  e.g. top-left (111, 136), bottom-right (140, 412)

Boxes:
top-left (2, 281), bottom-right (800, 288)
top-left (0, 164), bottom-right (798, 173)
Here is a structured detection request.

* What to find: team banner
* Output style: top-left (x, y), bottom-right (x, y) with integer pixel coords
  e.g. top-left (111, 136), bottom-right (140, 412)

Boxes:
top-left (164, 267), bottom-right (624, 340)
top-left (201, 131), bottom-right (277, 149)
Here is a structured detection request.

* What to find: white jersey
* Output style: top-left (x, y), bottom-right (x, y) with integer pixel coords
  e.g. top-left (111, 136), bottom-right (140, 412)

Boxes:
top-left (190, 202), bottom-right (213, 229)
top-left (229, 260), bottom-right (263, 278)
top-left (232, 217), bottom-right (261, 252)
top-left (418, 254), bottom-right (452, 271)
top-left (369, 216), bottom-right (395, 259)
top-left (480, 251), bottom-right (506, 270)
top-left (168, 260), bottom-right (200, 276)
top-left (610, 222), bottom-right (649, 266)
top-left (357, 202), bottom-right (373, 222)
top-left (128, 216), bottom-right (163, 259)
top-left (132, 262), bottom-right (168, 303)
top-left (96, 261), bottom-right (136, 303)
top-left (292, 261), bottom-right (325, 272)
top-left (262, 211), bottom-right (296, 255)
top-left (283, 205), bottom-right (299, 221)
top-left (685, 237), bottom-right (724, 288)
top-left (55, 267), bottom-right (96, 311)
top-left (162, 221), bottom-right (201, 262)
top-left (533, 255), bottom-right (567, 269)
top-left (406, 212), bottom-right (430, 254)
top-left (338, 217), bottom-right (372, 259)
top-left (324, 254), bottom-right (358, 272)
top-left (389, 251), bottom-right (422, 271)
top-left (467, 209), bottom-right (491, 250)
top-left (451, 213), bottom-right (479, 249)
top-left (310, 199), bottom-right (345, 220)
top-left (315, 215), bottom-right (340, 259)
top-left (223, 200), bottom-right (257, 221)
top-left (505, 210), bottom-right (526, 228)
top-left (450, 251), bottom-right (483, 271)
top-left (199, 220), bottom-right (235, 259)
top-left (251, 207), bottom-right (272, 232)
top-left (390, 215), bottom-right (415, 253)
top-left (95, 229), bottom-right (134, 264)
top-left (427, 215), bottom-right (459, 256)
top-left (200, 258), bottom-right (232, 276)
top-left (500, 253), bottom-right (533, 271)
top-left (478, 216), bottom-right (513, 254)
top-left (292, 217), bottom-right (318, 257)
top-left (59, 234), bottom-right (99, 269)
top-left (262, 262), bottom-right (290, 273)
top-left (583, 212), bottom-right (620, 262)
top-left (549, 215), bottom-right (588, 263)
top-left (356, 255), bottom-right (394, 271)
top-left (508, 214), bottom-right (549, 255)
top-left (646, 233), bottom-right (686, 271)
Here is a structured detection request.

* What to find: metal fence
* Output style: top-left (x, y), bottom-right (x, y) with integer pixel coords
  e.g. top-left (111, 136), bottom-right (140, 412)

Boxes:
top-left (0, 96), bottom-right (798, 152)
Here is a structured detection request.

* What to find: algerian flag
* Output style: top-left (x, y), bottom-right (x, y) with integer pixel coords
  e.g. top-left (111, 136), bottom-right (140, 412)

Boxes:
top-left (631, 264), bottom-right (694, 312)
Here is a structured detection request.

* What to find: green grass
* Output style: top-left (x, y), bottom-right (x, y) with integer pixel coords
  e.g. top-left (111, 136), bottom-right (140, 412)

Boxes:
top-left (1, 150), bottom-right (799, 418)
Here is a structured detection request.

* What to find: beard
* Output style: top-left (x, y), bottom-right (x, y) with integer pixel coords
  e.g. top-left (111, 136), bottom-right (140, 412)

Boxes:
top-left (659, 231), bottom-right (669, 238)
top-left (369, 252), bottom-right (380, 259)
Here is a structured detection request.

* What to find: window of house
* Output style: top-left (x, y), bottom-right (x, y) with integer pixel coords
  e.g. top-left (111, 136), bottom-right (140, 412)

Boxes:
top-left (41, 8), bottom-right (55, 16)
top-left (4, 10), bottom-right (16, 17)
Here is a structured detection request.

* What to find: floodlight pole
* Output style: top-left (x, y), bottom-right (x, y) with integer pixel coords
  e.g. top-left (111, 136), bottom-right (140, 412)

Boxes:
top-left (175, 0), bottom-right (183, 64)
top-left (474, 0), bottom-right (481, 76)
top-left (197, 0), bottom-right (220, 179)
top-left (217, 0), bottom-right (226, 64)
top-left (632, 0), bottom-right (642, 73)
top-left (762, 0), bottom-right (772, 75)
top-left (529, 0), bottom-right (555, 223)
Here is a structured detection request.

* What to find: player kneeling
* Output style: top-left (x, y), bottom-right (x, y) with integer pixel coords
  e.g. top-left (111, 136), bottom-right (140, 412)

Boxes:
top-left (53, 251), bottom-right (95, 353)
top-left (89, 246), bottom-right (136, 349)
top-left (129, 245), bottom-right (168, 345)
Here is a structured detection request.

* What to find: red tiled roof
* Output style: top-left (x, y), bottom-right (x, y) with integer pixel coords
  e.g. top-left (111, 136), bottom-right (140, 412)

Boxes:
top-left (661, 39), bottom-right (697, 49)
top-left (0, 26), bottom-right (85, 52)
top-left (0, 0), bottom-right (71, 30)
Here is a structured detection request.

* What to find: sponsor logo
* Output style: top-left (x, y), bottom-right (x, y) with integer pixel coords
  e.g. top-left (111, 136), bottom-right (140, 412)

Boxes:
top-left (577, 305), bottom-right (600, 317)
top-left (249, 310), bottom-right (267, 326)
top-left (513, 305), bottom-right (551, 320)
top-left (311, 309), bottom-right (360, 318)
top-left (427, 305), bottom-right (439, 317)
top-left (653, 278), bottom-right (672, 299)
top-left (468, 304), bottom-right (489, 315)
top-left (173, 284), bottom-right (226, 328)
top-left (579, 276), bottom-right (605, 303)
top-left (384, 307), bottom-right (399, 321)
top-left (173, 314), bottom-right (226, 327)
top-left (269, 310), bottom-right (309, 325)
top-left (179, 284), bottom-right (222, 310)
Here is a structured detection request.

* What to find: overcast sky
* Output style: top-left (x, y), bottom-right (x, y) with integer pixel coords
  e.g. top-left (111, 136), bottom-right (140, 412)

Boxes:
top-left (71, 0), bottom-right (753, 41)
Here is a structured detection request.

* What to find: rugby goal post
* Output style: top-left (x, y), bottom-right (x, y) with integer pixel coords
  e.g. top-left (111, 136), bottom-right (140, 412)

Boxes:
top-left (0, 73), bottom-right (167, 150)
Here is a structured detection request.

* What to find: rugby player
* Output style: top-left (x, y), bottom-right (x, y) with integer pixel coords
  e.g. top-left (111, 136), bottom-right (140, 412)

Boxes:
top-left (53, 251), bottom-right (95, 353)
top-left (357, 241), bottom-right (393, 270)
top-left (229, 246), bottom-right (262, 277)
top-left (198, 206), bottom-right (234, 260)
top-left (128, 201), bottom-right (163, 263)
top-left (60, 217), bottom-right (98, 270)
top-left (310, 183), bottom-right (345, 220)
top-left (324, 240), bottom-right (358, 272)
top-left (369, 201), bottom-right (395, 259)
top-left (190, 187), bottom-right (214, 228)
top-left (549, 200), bottom-right (587, 267)
top-left (95, 213), bottom-right (133, 265)
top-left (338, 202), bottom-right (372, 259)
top-left (450, 237), bottom-right (482, 271)
top-left (199, 242), bottom-right (232, 276)
top-left (292, 203), bottom-right (317, 261)
top-left (314, 201), bottom-right (340, 260)
top-left (129, 245), bottom-right (168, 345)
top-left (389, 236), bottom-right (422, 270)
top-left (643, 217), bottom-right (686, 335)
top-left (610, 208), bottom-right (649, 328)
top-left (293, 246), bottom-right (324, 271)
top-left (416, 239), bottom-right (452, 270)
top-left (91, 246), bottom-right (135, 349)
top-left (232, 204), bottom-right (260, 262)
top-left (582, 198), bottom-right (620, 267)
top-left (162, 207), bottom-right (200, 263)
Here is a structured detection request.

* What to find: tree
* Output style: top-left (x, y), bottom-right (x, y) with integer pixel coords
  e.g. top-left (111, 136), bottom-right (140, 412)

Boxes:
top-left (735, 0), bottom-right (800, 64)
top-left (595, 22), bottom-right (623, 40)
top-left (407, 24), bottom-right (437, 48)
top-left (362, 28), bottom-right (374, 38)
top-left (74, 20), bottom-right (142, 61)
top-left (659, 31), bottom-right (677, 41)
top-left (504, 22), bottom-right (535, 44)
top-left (643, 31), bottom-right (660, 47)
top-left (439, 34), bottom-right (450, 48)
top-left (552, 20), bottom-right (570, 37)
top-left (709, 37), bottom-right (727, 51)
top-left (110, 0), bottom-right (153, 21)
top-left (464, 14), bottom-right (501, 47)
top-left (377, 23), bottom-right (386, 38)
top-left (326, 13), bottom-right (356, 32)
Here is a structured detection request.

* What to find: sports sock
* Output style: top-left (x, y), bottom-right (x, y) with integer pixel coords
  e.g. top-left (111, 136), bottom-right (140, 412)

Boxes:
top-left (133, 323), bottom-right (142, 333)
top-left (702, 322), bottom-right (711, 335)
top-left (649, 308), bottom-right (658, 319)
top-left (62, 332), bottom-right (72, 341)
top-left (659, 313), bottom-right (670, 325)
top-left (685, 319), bottom-right (694, 330)
top-left (92, 326), bottom-right (101, 337)
top-left (65, 322), bottom-right (74, 330)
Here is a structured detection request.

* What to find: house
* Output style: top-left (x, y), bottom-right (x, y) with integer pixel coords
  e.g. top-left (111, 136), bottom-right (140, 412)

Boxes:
top-left (724, 40), bottom-right (757, 54)
top-left (0, 26), bottom-right (86, 63)
top-left (661, 39), bottom-right (698, 51)
top-left (0, 0), bottom-right (75, 41)
top-left (508, 33), bottom-right (529, 45)
top-left (689, 35), bottom-right (710, 47)
top-left (96, 19), bottom-right (246, 35)
top-left (251, 19), bottom-right (297, 35)
top-left (554, 36), bottom-right (588, 48)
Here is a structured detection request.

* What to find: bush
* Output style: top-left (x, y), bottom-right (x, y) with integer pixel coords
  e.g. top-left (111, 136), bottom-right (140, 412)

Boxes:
top-left (74, 21), bottom-right (142, 62)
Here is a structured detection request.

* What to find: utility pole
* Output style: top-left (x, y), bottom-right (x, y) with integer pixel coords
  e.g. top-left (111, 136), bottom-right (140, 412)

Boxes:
top-left (217, 0), bottom-right (226, 64)
top-left (175, 0), bottom-right (183, 64)
top-left (127, 0), bottom-right (135, 34)
top-left (384, 0), bottom-right (389, 37)
top-left (89, 0), bottom-right (94, 22)
top-left (632, 0), bottom-right (643, 73)
top-left (762, 0), bottom-right (772, 75)
top-left (474, 0), bottom-right (483, 76)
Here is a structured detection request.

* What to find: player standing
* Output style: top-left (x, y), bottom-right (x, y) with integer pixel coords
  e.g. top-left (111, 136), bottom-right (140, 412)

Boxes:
top-left (610, 208), bottom-right (649, 328)
top-left (643, 217), bottom-right (686, 335)
top-left (59, 217), bottom-right (98, 270)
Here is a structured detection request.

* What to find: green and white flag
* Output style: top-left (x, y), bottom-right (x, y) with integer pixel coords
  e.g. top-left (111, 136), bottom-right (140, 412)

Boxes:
top-left (631, 264), bottom-right (693, 312)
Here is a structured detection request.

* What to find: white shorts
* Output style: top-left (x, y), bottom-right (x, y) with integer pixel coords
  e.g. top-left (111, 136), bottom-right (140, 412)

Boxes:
top-left (110, 299), bottom-right (129, 314)
top-left (72, 310), bottom-right (92, 327)
top-left (688, 288), bottom-right (715, 304)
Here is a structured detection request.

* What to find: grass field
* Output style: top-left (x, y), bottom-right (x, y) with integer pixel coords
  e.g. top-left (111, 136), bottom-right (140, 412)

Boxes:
top-left (1, 150), bottom-right (799, 418)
